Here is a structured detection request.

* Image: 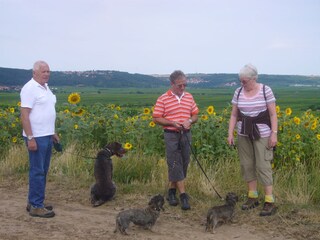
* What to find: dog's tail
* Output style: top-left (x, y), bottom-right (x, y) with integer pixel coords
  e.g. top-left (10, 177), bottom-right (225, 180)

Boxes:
top-left (205, 214), bottom-right (214, 232)
top-left (114, 216), bottom-right (120, 233)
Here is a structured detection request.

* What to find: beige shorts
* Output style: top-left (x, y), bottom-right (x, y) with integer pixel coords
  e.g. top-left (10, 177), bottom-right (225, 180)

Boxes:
top-left (237, 135), bottom-right (273, 186)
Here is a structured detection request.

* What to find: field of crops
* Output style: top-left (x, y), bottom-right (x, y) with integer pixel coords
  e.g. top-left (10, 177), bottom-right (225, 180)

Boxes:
top-left (1, 86), bottom-right (320, 110)
top-left (1, 87), bottom-right (320, 203)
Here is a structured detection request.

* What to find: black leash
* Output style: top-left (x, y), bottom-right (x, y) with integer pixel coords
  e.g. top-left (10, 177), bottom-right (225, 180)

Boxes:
top-left (181, 128), bottom-right (224, 200)
top-left (55, 150), bottom-right (96, 160)
top-left (53, 145), bottom-right (114, 160)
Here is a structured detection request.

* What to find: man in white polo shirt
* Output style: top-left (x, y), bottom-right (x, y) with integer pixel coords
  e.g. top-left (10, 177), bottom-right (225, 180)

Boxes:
top-left (20, 60), bottom-right (59, 218)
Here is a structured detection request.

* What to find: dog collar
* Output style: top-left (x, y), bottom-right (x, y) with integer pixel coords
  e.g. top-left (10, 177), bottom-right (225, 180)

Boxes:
top-left (104, 147), bottom-right (113, 155)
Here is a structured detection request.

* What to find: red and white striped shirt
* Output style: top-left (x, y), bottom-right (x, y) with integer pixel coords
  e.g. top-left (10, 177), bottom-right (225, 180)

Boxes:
top-left (153, 90), bottom-right (199, 131)
top-left (231, 84), bottom-right (276, 138)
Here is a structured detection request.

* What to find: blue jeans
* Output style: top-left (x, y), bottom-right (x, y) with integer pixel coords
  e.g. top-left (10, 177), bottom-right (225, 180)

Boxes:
top-left (25, 136), bottom-right (53, 208)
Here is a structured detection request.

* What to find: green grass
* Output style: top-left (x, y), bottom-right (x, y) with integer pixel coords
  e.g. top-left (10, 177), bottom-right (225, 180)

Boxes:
top-left (1, 87), bottom-right (320, 113)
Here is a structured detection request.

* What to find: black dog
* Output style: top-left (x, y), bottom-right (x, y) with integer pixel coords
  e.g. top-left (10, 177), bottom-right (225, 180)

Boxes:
top-left (90, 142), bottom-right (126, 207)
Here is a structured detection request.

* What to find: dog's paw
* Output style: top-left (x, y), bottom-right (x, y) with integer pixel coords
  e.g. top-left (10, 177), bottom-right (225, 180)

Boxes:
top-left (92, 200), bottom-right (105, 207)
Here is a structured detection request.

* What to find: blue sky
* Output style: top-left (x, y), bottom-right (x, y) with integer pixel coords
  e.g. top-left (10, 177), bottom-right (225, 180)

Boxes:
top-left (1, 0), bottom-right (319, 75)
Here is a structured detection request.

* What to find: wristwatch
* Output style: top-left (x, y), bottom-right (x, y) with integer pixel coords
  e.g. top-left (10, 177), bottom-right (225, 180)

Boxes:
top-left (27, 135), bottom-right (34, 140)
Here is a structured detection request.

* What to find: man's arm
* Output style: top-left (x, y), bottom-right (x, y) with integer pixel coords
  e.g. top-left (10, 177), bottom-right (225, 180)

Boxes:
top-left (21, 107), bottom-right (37, 151)
top-left (153, 117), bottom-right (182, 129)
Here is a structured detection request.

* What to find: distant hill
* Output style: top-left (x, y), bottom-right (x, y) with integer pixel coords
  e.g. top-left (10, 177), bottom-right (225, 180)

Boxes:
top-left (0, 67), bottom-right (166, 88)
top-left (1, 67), bottom-right (320, 89)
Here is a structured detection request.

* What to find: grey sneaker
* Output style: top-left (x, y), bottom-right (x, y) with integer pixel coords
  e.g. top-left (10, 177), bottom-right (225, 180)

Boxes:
top-left (259, 202), bottom-right (277, 216)
top-left (26, 203), bottom-right (53, 212)
top-left (29, 206), bottom-right (55, 218)
top-left (241, 198), bottom-right (259, 210)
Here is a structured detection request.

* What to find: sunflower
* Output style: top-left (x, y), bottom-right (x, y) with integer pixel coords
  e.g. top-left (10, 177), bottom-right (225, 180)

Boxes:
top-left (149, 121), bottom-right (156, 127)
top-left (276, 105), bottom-right (280, 114)
top-left (116, 106), bottom-right (121, 111)
top-left (316, 134), bottom-right (320, 141)
top-left (206, 106), bottom-right (215, 115)
top-left (311, 123), bottom-right (317, 130)
top-left (293, 117), bottom-right (301, 125)
top-left (9, 107), bottom-right (15, 113)
top-left (17, 101), bottom-right (21, 107)
top-left (144, 108), bottom-right (151, 115)
top-left (141, 115), bottom-right (149, 121)
top-left (285, 108), bottom-right (292, 116)
top-left (72, 108), bottom-right (85, 117)
top-left (68, 92), bottom-right (81, 104)
top-left (124, 142), bottom-right (133, 150)
top-left (74, 124), bottom-right (79, 129)
top-left (305, 110), bottom-right (311, 117)
top-left (114, 114), bottom-right (119, 119)
top-left (98, 119), bottom-right (105, 125)
top-left (304, 122), bottom-right (310, 128)
top-left (64, 109), bottom-right (70, 114)
top-left (201, 115), bottom-right (208, 121)
top-left (295, 134), bottom-right (301, 140)
top-left (12, 136), bottom-right (17, 143)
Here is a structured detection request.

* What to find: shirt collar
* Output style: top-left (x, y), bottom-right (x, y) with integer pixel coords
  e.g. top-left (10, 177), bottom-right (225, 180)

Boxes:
top-left (31, 78), bottom-right (48, 90)
top-left (167, 89), bottom-right (185, 98)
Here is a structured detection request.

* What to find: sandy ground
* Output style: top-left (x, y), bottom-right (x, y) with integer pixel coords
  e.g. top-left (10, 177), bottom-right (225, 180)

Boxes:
top-left (0, 180), bottom-right (319, 240)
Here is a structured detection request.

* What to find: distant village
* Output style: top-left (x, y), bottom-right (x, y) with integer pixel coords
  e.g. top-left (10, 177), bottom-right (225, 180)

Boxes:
top-left (0, 85), bottom-right (21, 91)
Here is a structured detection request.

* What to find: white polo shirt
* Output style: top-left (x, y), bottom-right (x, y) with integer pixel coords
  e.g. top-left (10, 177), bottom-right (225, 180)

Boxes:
top-left (20, 78), bottom-right (57, 137)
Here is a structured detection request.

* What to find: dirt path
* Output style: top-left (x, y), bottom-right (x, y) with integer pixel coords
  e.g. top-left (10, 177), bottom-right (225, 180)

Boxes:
top-left (0, 180), bottom-right (313, 240)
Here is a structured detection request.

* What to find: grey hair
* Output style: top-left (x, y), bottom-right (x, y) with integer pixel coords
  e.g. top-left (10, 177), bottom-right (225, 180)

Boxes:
top-left (239, 63), bottom-right (258, 79)
top-left (33, 60), bottom-right (48, 71)
top-left (169, 70), bottom-right (186, 83)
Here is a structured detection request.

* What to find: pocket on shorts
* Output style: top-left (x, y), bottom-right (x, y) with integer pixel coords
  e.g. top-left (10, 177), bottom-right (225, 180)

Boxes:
top-left (265, 148), bottom-right (274, 161)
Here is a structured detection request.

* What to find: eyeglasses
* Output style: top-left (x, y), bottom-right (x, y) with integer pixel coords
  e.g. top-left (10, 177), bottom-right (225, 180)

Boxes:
top-left (174, 83), bottom-right (187, 88)
top-left (239, 77), bottom-right (252, 83)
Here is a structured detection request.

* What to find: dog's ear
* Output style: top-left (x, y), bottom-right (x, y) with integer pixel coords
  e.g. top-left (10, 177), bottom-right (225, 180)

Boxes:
top-left (105, 142), bottom-right (121, 152)
top-left (106, 142), bottom-right (115, 149)
top-left (111, 142), bottom-right (123, 152)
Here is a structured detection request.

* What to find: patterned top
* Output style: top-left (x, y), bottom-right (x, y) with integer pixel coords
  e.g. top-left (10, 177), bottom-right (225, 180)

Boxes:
top-left (231, 83), bottom-right (276, 138)
top-left (153, 90), bottom-right (199, 131)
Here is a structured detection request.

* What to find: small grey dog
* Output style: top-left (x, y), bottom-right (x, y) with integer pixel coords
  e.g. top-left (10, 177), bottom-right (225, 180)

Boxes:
top-left (114, 194), bottom-right (165, 235)
top-left (205, 192), bottom-right (238, 233)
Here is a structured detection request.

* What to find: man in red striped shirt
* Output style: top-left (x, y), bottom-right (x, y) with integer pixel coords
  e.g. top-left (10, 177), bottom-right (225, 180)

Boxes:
top-left (153, 70), bottom-right (198, 210)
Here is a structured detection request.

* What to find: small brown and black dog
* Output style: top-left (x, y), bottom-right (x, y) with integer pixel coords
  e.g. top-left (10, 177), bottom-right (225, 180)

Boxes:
top-left (205, 192), bottom-right (238, 233)
top-left (114, 194), bottom-right (165, 235)
top-left (90, 142), bottom-right (126, 207)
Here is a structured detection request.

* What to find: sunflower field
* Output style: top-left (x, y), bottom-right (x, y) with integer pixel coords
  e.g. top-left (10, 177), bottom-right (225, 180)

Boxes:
top-left (1, 92), bottom-right (320, 166)
top-left (1, 92), bottom-right (320, 202)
